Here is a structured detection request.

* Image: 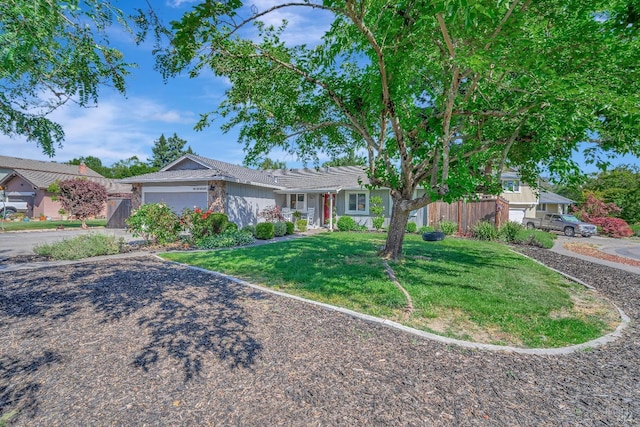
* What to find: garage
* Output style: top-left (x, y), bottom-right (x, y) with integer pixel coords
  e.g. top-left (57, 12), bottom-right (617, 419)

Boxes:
top-left (142, 185), bottom-right (208, 214)
top-left (508, 208), bottom-right (526, 224)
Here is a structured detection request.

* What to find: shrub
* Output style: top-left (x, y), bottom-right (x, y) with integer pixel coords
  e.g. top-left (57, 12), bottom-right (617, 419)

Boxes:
top-left (273, 221), bottom-right (287, 237)
top-left (195, 230), bottom-right (255, 249)
top-left (588, 217), bottom-right (633, 238)
top-left (439, 220), bottom-right (458, 235)
top-left (226, 222), bottom-right (238, 232)
top-left (34, 233), bottom-right (125, 260)
top-left (255, 222), bottom-right (275, 240)
top-left (514, 229), bottom-right (555, 249)
top-left (631, 224), bottom-right (640, 237)
top-left (337, 216), bottom-right (359, 232)
top-left (418, 225), bottom-right (434, 234)
top-left (406, 222), bottom-right (417, 233)
top-left (285, 221), bottom-right (295, 235)
top-left (370, 196), bottom-right (385, 230)
top-left (499, 221), bottom-right (524, 243)
top-left (126, 203), bottom-right (181, 244)
top-left (258, 205), bottom-right (285, 222)
top-left (296, 219), bottom-right (308, 232)
top-left (57, 179), bottom-right (107, 228)
top-left (472, 221), bottom-right (499, 241)
top-left (241, 224), bottom-right (256, 237)
top-left (182, 208), bottom-right (229, 240)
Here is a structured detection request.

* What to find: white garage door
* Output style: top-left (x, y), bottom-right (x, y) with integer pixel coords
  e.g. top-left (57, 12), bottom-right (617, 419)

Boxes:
top-left (509, 209), bottom-right (526, 224)
top-left (144, 192), bottom-right (207, 214)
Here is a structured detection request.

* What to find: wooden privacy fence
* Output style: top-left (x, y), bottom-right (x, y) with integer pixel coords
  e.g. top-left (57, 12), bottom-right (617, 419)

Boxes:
top-left (106, 195), bottom-right (132, 229)
top-left (428, 196), bottom-right (510, 235)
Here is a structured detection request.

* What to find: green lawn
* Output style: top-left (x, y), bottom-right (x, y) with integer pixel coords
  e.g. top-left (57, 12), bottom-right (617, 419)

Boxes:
top-left (0, 219), bottom-right (107, 231)
top-left (162, 232), bottom-right (618, 348)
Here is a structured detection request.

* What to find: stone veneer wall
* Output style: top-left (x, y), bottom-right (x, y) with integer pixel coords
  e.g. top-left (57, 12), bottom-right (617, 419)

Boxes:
top-left (208, 180), bottom-right (227, 213)
top-left (131, 184), bottom-right (142, 210)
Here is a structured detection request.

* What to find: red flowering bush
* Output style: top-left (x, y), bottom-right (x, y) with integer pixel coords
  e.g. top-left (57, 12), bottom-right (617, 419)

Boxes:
top-left (258, 205), bottom-right (285, 222)
top-left (181, 207), bottom-right (230, 240)
top-left (58, 179), bottom-right (107, 229)
top-left (587, 217), bottom-right (633, 238)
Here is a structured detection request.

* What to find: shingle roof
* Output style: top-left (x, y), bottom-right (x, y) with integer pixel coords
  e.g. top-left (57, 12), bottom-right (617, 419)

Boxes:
top-left (121, 154), bottom-right (370, 191)
top-left (271, 166), bottom-right (370, 191)
top-left (121, 154), bottom-right (283, 189)
top-left (539, 190), bottom-right (575, 204)
top-left (0, 155), bottom-right (130, 194)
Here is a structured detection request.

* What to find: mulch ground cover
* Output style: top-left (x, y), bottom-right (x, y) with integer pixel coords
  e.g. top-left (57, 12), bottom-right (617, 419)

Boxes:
top-left (0, 250), bottom-right (638, 425)
top-left (564, 242), bottom-right (640, 267)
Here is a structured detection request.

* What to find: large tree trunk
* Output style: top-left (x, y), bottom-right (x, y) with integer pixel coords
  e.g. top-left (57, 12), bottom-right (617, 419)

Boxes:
top-left (380, 203), bottom-right (411, 260)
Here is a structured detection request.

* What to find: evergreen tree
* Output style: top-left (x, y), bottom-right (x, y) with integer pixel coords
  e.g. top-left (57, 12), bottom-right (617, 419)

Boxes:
top-left (149, 133), bottom-right (194, 169)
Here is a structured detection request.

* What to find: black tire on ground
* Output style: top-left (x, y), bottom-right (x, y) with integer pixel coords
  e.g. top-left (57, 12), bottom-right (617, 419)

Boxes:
top-left (526, 222), bottom-right (535, 230)
top-left (422, 231), bottom-right (445, 241)
top-left (564, 226), bottom-right (575, 237)
top-left (0, 208), bottom-right (16, 219)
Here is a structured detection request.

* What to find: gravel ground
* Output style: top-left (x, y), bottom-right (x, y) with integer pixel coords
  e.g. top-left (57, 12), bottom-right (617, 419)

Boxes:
top-left (1, 250), bottom-right (639, 426)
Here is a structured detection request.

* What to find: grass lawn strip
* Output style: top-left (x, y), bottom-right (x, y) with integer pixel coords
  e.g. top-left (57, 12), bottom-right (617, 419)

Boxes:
top-left (161, 233), bottom-right (619, 349)
top-left (381, 260), bottom-right (414, 320)
top-left (0, 219), bottom-right (107, 232)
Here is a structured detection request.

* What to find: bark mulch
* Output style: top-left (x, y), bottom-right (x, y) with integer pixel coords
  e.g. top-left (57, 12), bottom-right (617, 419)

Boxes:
top-left (1, 251), bottom-right (638, 426)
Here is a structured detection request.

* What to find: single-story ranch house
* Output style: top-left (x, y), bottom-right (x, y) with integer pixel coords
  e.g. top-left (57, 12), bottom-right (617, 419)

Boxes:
top-left (0, 155), bottom-right (131, 219)
top-left (121, 154), bottom-right (571, 230)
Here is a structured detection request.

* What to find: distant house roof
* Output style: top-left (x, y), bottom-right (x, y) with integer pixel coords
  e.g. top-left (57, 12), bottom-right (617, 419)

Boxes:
top-left (0, 155), bottom-right (131, 194)
top-left (121, 154), bottom-right (373, 192)
top-left (539, 190), bottom-right (574, 205)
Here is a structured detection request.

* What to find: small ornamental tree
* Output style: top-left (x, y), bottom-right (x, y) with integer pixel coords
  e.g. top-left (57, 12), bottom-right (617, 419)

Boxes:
top-left (258, 205), bottom-right (285, 222)
top-left (573, 192), bottom-right (633, 238)
top-left (58, 179), bottom-right (107, 229)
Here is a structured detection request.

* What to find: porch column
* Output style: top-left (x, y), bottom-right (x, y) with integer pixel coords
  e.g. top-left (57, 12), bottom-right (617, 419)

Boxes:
top-left (329, 192), bottom-right (333, 232)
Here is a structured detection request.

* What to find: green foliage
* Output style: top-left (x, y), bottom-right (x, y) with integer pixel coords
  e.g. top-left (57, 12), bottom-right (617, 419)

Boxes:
top-left (273, 221), bottom-right (287, 237)
top-left (0, 1), bottom-right (132, 155)
top-left (34, 233), bottom-right (124, 260)
top-left (321, 149), bottom-right (367, 167)
top-left (630, 224), bottom-right (640, 237)
top-left (500, 221), bottom-right (525, 243)
top-left (582, 165), bottom-right (640, 224)
top-left (370, 196), bottom-right (385, 231)
top-left (285, 221), bottom-right (295, 235)
top-left (241, 224), bottom-right (256, 237)
top-left (195, 230), bottom-right (254, 249)
top-left (182, 208), bottom-right (229, 240)
top-left (150, 133), bottom-right (195, 168)
top-left (439, 221), bottom-right (458, 236)
top-left (337, 216), bottom-right (359, 232)
top-left (150, 0), bottom-right (640, 259)
top-left (126, 203), bottom-right (181, 244)
top-left (418, 225), bottom-right (435, 234)
top-left (253, 157), bottom-right (286, 169)
top-left (514, 230), bottom-right (556, 249)
top-left (405, 222), bottom-right (417, 233)
top-left (255, 222), bottom-right (275, 240)
top-left (296, 220), bottom-right (308, 232)
top-left (110, 156), bottom-right (158, 178)
top-left (226, 222), bottom-right (238, 232)
top-left (472, 221), bottom-right (499, 241)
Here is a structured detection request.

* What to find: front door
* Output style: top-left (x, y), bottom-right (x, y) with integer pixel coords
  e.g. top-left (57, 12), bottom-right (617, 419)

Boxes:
top-left (323, 193), bottom-right (336, 225)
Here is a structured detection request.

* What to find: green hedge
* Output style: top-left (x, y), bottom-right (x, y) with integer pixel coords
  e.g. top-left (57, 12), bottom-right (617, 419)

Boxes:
top-left (256, 222), bottom-right (275, 240)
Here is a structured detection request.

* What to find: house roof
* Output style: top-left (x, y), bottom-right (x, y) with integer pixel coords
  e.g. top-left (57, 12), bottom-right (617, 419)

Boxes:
top-left (0, 155), bottom-right (131, 194)
top-left (121, 154), bottom-right (371, 192)
top-left (539, 190), bottom-right (575, 205)
top-left (271, 166), bottom-right (369, 192)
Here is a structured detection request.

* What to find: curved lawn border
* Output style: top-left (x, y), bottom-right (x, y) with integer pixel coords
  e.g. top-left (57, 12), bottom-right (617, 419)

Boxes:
top-left (157, 254), bottom-right (631, 356)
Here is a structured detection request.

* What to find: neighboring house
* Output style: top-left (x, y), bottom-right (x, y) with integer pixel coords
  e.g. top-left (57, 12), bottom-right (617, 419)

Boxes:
top-left (499, 169), bottom-right (538, 224)
top-left (0, 155), bottom-right (131, 219)
top-left (536, 190), bottom-right (575, 217)
top-left (120, 154), bottom-right (431, 229)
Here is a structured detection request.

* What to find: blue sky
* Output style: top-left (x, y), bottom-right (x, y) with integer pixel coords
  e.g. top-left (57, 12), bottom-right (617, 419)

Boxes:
top-left (0, 0), bottom-right (637, 174)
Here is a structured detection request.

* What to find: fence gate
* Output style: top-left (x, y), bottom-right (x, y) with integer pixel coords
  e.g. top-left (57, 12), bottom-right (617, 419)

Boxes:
top-left (106, 197), bottom-right (131, 229)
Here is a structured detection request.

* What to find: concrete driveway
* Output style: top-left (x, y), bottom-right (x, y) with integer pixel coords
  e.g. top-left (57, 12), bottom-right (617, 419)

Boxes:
top-left (552, 235), bottom-right (640, 274)
top-left (0, 228), bottom-right (138, 258)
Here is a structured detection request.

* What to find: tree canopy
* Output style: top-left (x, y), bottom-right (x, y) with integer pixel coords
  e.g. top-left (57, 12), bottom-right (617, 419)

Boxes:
top-left (1, 0), bottom-right (135, 156)
top-left (154, 0), bottom-right (640, 258)
top-left (58, 178), bottom-right (107, 228)
top-left (149, 133), bottom-right (195, 169)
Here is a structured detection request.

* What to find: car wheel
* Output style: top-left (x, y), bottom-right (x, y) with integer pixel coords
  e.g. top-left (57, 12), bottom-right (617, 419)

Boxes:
top-left (564, 226), bottom-right (575, 237)
top-left (526, 222), bottom-right (535, 230)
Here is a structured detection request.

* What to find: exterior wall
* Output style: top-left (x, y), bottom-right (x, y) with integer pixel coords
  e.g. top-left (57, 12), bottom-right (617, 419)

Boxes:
top-left (131, 184), bottom-right (142, 210)
top-left (225, 182), bottom-right (278, 228)
top-left (536, 203), bottom-right (566, 218)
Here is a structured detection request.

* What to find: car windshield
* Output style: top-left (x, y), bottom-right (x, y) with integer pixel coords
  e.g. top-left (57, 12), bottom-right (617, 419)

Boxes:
top-left (561, 215), bottom-right (580, 223)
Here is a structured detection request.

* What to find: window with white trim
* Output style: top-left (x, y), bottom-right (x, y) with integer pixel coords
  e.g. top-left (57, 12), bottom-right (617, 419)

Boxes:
top-left (502, 180), bottom-right (520, 192)
top-left (288, 193), bottom-right (306, 210)
top-left (539, 203), bottom-right (548, 211)
top-left (345, 191), bottom-right (368, 214)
